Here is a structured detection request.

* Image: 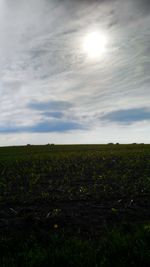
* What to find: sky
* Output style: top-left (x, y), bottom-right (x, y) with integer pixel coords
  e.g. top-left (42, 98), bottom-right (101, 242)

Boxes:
top-left (0, 0), bottom-right (150, 145)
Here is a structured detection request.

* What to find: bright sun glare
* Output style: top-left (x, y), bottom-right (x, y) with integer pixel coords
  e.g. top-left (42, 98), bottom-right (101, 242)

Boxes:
top-left (83, 31), bottom-right (108, 59)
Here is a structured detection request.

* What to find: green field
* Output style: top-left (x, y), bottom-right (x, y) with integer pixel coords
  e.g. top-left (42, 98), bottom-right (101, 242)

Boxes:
top-left (0, 144), bottom-right (150, 266)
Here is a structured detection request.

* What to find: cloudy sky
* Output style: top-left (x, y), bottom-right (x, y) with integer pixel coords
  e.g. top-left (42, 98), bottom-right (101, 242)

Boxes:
top-left (0, 0), bottom-right (150, 145)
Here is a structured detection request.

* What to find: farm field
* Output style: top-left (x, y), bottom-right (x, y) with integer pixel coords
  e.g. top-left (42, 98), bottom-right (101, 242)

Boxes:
top-left (0, 144), bottom-right (150, 266)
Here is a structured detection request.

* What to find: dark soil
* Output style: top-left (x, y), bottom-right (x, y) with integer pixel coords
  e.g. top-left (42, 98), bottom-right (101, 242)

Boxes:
top-left (0, 195), bottom-right (150, 242)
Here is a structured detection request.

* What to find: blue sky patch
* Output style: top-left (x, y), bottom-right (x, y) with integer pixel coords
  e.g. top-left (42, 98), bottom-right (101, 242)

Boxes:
top-left (28, 100), bottom-right (73, 111)
top-left (0, 120), bottom-right (82, 134)
top-left (42, 111), bottom-right (64, 119)
top-left (101, 108), bottom-right (150, 124)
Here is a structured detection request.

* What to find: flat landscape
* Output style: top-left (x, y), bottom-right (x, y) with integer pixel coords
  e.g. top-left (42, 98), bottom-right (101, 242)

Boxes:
top-left (0, 144), bottom-right (150, 266)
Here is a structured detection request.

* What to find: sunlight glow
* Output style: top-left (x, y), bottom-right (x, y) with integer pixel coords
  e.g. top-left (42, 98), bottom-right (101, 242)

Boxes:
top-left (83, 31), bottom-right (108, 59)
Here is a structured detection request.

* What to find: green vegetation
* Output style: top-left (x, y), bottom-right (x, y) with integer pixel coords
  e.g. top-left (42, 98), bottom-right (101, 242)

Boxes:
top-left (0, 144), bottom-right (150, 266)
top-left (0, 225), bottom-right (150, 267)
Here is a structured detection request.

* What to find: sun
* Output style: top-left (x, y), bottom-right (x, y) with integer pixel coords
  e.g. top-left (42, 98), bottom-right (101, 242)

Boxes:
top-left (83, 31), bottom-right (108, 59)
